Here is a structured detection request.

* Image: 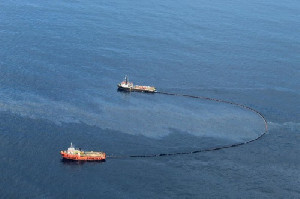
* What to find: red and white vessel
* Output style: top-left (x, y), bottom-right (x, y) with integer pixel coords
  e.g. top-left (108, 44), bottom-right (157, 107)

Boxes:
top-left (60, 143), bottom-right (106, 161)
top-left (117, 76), bottom-right (156, 93)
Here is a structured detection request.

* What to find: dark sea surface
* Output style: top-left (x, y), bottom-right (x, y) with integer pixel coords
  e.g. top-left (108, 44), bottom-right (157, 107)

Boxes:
top-left (0, 0), bottom-right (299, 198)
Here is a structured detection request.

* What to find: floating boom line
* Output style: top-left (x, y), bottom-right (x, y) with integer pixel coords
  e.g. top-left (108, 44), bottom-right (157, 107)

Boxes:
top-left (107, 91), bottom-right (268, 159)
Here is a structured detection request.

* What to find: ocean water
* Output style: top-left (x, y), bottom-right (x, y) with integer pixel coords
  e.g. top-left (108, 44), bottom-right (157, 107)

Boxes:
top-left (0, 0), bottom-right (299, 198)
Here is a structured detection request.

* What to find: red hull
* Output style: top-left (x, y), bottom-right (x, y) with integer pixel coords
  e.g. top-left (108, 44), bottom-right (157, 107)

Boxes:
top-left (60, 151), bottom-right (106, 161)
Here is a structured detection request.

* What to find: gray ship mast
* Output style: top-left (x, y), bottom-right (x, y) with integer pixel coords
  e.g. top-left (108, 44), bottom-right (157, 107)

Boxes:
top-left (125, 75), bottom-right (128, 85)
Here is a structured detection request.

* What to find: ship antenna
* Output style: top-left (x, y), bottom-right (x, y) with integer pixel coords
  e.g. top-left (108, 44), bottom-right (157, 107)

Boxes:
top-left (70, 142), bottom-right (73, 148)
top-left (125, 75), bottom-right (128, 85)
